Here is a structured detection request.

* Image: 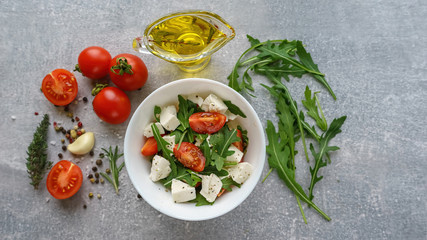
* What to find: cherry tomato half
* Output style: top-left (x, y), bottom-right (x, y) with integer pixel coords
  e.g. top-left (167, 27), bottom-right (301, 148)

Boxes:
top-left (189, 112), bottom-right (227, 134)
top-left (46, 160), bottom-right (83, 199)
top-left (109, 53), bottom-right (148, 91)
top-left (232, 129), bottom-right (244, 152)
top-left (77, 46), bottom-right (111, 80)
top-left (41, 69), bottom-right (78, 106)
top-left (92, 87), bottom-right (131, 124)
top-left (173, 142), bottom-right (206, 172)
top-left (141, 137), bottom-right (158, 156)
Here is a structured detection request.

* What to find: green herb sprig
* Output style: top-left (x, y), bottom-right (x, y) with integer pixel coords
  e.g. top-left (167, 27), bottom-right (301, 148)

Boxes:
top-left (100, 146), bottom-right (125, 194)
top-left (26, 114), bottom-right (52, 189)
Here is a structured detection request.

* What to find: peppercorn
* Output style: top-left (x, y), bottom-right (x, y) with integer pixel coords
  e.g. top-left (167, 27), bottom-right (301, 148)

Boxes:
top-left (34, 112), bottom-right (39, 116)
top-left (137, 194), bottom-right (142, 199)
top-left (61, 139), bottom-right (65, 144)
top-left (89, 150), bottom-right (94, 156)
top-left (96, 159), bottom-right (102, 166)
top-left (83, 97), bottom-right (88, 103)
top-left (100, 178), bottom-right (104, 184)
top-left (65, 133), bottom-right (70, 139)
top-left (92, 166), bottom-right (97, 172)
top-left (78, 122), bottom-right (83, 128)
top-left (67, 112), bottom-right (73, 118)
top-left (88, 192), bottom-right (93, 198)
top-left (95, 172), bottom-right (99, 178)
top-left (88, 174), bottom-right (93, 179)
top-left (70, 129), bottom-right (77, 139)
top-left (71, 119), bottom-right (75, 122)
top-left (90, 178), bottom-right (95, 183)
top-left (62, 145), bottom-right (67, 151)
top-left (75, 116), bottom-right (80, 121)
top-left (83, 204), bottom-right (87, 209)
top-left (58, 153), bottom-right (63, 159)
top-left (61, 128), bottom-right (66, 134)
top-left (77, 130), bottom-right (82, 136)
top-left (99, 153), bottom-right (105, 158)
top-left (97, 194), bottom-right (101, 199)
top-left (69, 138), bottom-right (74, 143)
top-left (105, 168), bottom-right (111, 174)
top-left (59, 126), bottom-right (64, 132)
top-left (95, 179), bottom-right (99, 184)
top-left (81, 128), bottom-right (86, 134)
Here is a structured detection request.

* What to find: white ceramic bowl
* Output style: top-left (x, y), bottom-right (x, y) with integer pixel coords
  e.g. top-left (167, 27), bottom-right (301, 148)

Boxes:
top-left (124, 78), bottom-right (266, 221)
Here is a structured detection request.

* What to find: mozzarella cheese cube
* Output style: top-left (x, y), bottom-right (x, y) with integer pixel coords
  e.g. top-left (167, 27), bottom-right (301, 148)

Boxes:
top-left (225, 110), bottom-right (238, 122)
top-left (200, 173), bottom-right (223, 202)
top-left (171, 179), bottom-right (196, 203)
top-left (149, 155), bottom-right (172, 182)
top-left (160, 105), bottom-right (180, 131)
top-left (143, 122), bottom-right (165, 138)
top-left (162, 135), bottom-right (176, 153)
top-left (200, 94), bottom-right (228, 114)
top-left (187, 94), bottom-right (204, 106)
top-left (226, 145), bottom-right (244, 163)
top-left (226, 162), bottom-right (253, 184)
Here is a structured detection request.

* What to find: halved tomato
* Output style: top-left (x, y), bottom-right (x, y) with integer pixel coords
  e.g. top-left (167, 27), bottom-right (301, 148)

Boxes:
top-left (189, 112), bottom-right (226, 134)
top-left (173, 142), bottom-right (206, 172)
top-left (141, 137), bottom-right (158, 156)
top-left (46, 160), bottom-right (83, 199)
top-left (232, 129), bottom-right (244, 152)
top-left (41, 69), bottom-right (78, 106)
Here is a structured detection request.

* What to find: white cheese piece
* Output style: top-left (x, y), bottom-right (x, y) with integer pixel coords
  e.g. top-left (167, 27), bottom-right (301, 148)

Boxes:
top-left (171, 179), bottom-right (196, 203)
top-left (149, 155), bottom-right (172, 182)
top-left (194, 135), bottom-right (212, 147)
top-left (160, 105), bottom-right (181, 131)
top-left (143, 122), bottom-right (165, 138)
top-left (226, 162), bottom-right (253, 184)
top-left (186, 94), bottom-right (204, 106)
top-left (162, 135), bottom-right (176, 153)
top-left (225, 110), bottom-right (238, 122)
top-left (200, 173), bottom-right (223, 202)
top-left (226, 145), bottom-right (244, 163)
top-left (200, 94), bottom-right (228, 114)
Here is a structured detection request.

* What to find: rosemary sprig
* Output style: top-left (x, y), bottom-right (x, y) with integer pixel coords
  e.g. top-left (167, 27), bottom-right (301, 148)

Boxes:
top-left (99, 146), bottom-right (125, 194)
top-left (26, 114), bottom-right (52, 189)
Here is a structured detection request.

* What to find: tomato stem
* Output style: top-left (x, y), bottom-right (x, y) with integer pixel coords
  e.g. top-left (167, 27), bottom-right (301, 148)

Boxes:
top-left (110, 57), bottom-right (134, 76)
top-left (91, 83), bottom-right (108, 96)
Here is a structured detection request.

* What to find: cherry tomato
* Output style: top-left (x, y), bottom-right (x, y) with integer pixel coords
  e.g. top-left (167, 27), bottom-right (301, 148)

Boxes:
top-left (41, 69), bottom-right (78, 106)
top-left (173, 142), bottom-right (206, 172)
top-left (77, 46), bottom-right (111, 80)
top-left (189, 112), bottom-right (227, 134)
top-left (46, 160), bottom-right (83, 199)
top-left (92, 87), bottom-right (131, 124)
top-left (141, 137), bottom-right (158, 156)
top-left (109, 53), bottom-right (148, 91)
top-left (232, 129), bottom-right (244, 152)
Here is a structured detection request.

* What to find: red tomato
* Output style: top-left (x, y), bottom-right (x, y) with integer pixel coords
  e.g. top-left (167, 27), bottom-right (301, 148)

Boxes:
top-left (41, 69), bottom-right (78, 106)
top-left (189, 112), bottom-right (227, 134)
top-left (77, 46), bottom-right (111, 80)
top-left (173, 142), bottom-right (206, 172)
top-left (109, 53), bottom-right (148, 91)
top-left (141, 137), bottom-right (158, 156)
top-left (232, 129), bottom-right (244, 152)
top-left (92, 87), bottom-right (131, 124)
top-left (46, 160), bottom-right (83, 199)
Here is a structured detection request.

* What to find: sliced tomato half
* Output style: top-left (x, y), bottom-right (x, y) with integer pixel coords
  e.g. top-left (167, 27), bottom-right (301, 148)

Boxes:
top-left (41, 69), bottom-right (78, 106)
top-left (173, 142), bottom-right (206, 172)
top-left (189, 112), bottom-right (226, 134)
top-left (46, 160), bottom-right (83, 199)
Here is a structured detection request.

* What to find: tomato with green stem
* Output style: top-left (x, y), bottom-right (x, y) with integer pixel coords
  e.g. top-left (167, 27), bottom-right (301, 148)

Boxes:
top-left (41, 69), bottom-right (78, 106)
top-left (46, 160), bottom-right (83, 199)
top-left (109, 54), bottom-right (148, 91)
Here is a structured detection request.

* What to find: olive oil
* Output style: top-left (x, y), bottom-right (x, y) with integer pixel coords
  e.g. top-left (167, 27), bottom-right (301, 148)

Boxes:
top-left (147, 15), bottom-right (227, 60)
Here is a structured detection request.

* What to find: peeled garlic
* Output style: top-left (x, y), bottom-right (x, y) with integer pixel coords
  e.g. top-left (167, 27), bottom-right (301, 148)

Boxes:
top-left (67, 132), bottom-right (95, 155)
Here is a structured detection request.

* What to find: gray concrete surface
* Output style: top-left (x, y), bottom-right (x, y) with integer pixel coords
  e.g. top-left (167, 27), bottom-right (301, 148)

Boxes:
top-left (1, 0), bottom-right (426, 239)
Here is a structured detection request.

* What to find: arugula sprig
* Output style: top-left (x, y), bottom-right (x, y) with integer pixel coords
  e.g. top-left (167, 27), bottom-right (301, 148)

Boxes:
top-left (228, 35), bottom-right (336, 100)
top-left (308, 116), bottom-right (346, 200)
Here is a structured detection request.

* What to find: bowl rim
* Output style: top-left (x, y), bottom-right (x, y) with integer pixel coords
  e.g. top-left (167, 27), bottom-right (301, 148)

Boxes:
top-left (124, 78), bottom-right (266, 221)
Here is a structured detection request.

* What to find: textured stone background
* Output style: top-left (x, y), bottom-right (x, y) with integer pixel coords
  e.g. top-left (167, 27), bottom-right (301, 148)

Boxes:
top-left (1, 0), bottom-right (426, 239)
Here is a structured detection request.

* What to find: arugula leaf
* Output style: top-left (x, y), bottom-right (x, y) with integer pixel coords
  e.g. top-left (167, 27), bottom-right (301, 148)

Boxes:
top-left (190, 193), bottom-right (214, 206)
top-left (199, 139), bottom-right (212, 167)
top-left (221, 177), bottom-right (241, 191)
top-left (200, 166), bottom-right (229, 177)
top-left (266, 120), bottom-right (330, 221)
top-left (302, 86), bottom-right (328, 131)
top-left (308, 116), bottom-right (346, 201)
top-left (161, 163), bottom-right (201, 188)
top-left (223, 100), bottom-right (247, 118)
top-left (176, 95), bottom-right (193, 130)
top-left (209, 127), bottom-right (240, 171)
top-left (154, 106), bottom-right (161, 122)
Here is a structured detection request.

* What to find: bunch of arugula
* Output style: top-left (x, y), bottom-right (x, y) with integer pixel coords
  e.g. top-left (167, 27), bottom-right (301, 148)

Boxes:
top-left (228, 35), bottom-right (346, 223)
top-left (149, 95), bottom-right (244, 206)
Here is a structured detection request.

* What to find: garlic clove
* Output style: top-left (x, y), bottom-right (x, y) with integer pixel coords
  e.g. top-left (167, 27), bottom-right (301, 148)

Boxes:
top-left (67, 132), bottom-right (95, 155)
